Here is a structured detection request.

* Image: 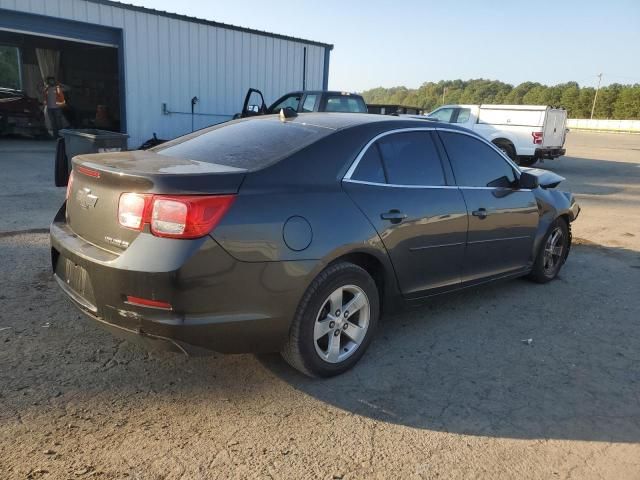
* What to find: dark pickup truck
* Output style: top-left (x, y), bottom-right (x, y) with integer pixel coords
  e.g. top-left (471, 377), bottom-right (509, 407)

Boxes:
top-left (236, 89), bottom-right (367, 118)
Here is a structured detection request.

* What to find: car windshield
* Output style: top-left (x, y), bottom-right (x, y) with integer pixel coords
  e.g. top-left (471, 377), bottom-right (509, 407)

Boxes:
top-left (154, 118), bottom-right (332, 170)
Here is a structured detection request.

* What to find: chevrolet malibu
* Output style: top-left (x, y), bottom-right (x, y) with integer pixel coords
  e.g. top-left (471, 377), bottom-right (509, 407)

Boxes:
top-left (51, 113), bottom-right (580, 377)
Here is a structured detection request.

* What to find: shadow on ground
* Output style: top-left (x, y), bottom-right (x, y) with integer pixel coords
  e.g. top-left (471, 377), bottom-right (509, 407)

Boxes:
top-left (1, 233), bottom-right (638, 445)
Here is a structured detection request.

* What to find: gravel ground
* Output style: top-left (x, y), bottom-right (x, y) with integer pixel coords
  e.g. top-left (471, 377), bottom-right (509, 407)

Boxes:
top-left (0, 131), bottom-right (639, 479)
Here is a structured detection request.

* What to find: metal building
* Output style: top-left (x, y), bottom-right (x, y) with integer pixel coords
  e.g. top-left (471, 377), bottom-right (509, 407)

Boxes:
top-left (0, 0), bottom-right (332, 147)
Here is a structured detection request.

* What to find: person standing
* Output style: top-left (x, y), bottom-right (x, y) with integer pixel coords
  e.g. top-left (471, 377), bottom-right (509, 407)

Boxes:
top-left (43, 76), bottom-right (68, 138)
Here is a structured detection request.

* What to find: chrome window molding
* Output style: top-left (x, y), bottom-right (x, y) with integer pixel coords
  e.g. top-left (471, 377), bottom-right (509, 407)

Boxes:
top-left (343, 127), bottom-right (436, 180)
top-left (342, 126), bottom-right (523, 188)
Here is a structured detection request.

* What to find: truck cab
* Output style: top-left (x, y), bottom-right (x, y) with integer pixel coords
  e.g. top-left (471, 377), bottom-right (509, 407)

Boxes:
top-left (238, 89), bottom-right (367, 118)
top-left (428, 104), bottom-right (567, 166)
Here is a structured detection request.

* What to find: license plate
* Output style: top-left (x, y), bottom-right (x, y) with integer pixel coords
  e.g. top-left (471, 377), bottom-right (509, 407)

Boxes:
top-left (55, 257), bottom-right (96, 306)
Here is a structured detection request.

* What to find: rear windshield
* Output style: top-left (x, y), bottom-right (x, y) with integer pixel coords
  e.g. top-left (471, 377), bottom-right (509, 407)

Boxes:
top-left (155, 118), bottom-right (332, 170)
top-left (325, 95), bottom-right (367, 113)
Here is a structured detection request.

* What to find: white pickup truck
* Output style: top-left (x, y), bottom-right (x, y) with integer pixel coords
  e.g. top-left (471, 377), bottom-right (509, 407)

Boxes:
top-left (427, 104), bottom-right (567, 166)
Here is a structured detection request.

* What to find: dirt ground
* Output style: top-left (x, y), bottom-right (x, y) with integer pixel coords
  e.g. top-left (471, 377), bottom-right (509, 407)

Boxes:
top-left (0, 131), bottom-right (639, 479)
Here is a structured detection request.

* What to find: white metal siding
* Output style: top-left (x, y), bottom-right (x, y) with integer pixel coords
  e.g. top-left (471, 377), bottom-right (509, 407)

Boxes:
top-left (0, 0), bottom-right (328, 146)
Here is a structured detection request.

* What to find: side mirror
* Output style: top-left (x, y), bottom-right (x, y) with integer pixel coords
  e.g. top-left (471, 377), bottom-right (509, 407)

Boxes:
top-left (519, 171), bottom-right (539, 189)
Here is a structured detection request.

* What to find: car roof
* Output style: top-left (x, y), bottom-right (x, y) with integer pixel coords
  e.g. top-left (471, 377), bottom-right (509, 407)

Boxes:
top-left (264, 112), bottom-right (470, 133)
top-left (282, 90), bottom-right (364, 97)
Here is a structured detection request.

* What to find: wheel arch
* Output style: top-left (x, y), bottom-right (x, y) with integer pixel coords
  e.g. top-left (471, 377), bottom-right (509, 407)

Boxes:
top-left (325, 249), bottom-right (401, 313)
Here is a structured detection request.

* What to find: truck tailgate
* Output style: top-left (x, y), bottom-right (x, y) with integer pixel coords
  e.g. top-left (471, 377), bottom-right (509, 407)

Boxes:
top-left (543, 108), bottom-right (567, 148)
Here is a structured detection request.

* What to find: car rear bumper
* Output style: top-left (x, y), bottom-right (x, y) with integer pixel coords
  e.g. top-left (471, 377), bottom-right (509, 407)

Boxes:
top-left (50, 205), bottom-right (315, 354)
top-left (535, 147), bottom-right (566, 159)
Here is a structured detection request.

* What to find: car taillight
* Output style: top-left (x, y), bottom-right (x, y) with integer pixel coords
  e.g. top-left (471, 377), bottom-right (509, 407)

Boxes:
top-left (66, 170), bottom-right (74, 201)
top-left (118, 192), bottom-right (151, 230)
top-left (532, 131), bottom-right (543, 144)
top-left (118, 194), bottom-right (235, 239)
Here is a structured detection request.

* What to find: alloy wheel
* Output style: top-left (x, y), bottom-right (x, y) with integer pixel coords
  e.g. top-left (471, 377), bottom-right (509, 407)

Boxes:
top-left (313, 285), bottom-right (370, 364)
top-left (543, 227), bottom-right (565, 275)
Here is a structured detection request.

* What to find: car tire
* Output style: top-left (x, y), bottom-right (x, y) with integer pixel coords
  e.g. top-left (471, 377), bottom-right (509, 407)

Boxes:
top-left (518, 156), bottom-right (538, 167)
top-left (281, 262), bottom-right (379, 377)
top-left (495, 142), bottom-right (516, 162)
top-left (528, 218), bottom-right (570, 283)
top-left (54, 138), bottom-right (69, 187)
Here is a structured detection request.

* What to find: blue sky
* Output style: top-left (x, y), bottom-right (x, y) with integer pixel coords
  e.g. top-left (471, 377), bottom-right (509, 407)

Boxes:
top-left (126, 0), bottom-right (640, 92)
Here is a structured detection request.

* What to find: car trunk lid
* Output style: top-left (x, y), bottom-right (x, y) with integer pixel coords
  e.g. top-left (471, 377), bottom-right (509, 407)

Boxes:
top-left (66, 150), bottom-right (246, 252)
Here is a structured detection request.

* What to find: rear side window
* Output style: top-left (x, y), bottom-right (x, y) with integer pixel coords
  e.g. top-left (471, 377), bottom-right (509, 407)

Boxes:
top-left (301, 94), bottom-right (318, 112)
top-left (454, 108), bottom-right (471, 123)
top-left (428, 108), bottom-right (454, 123)
top-left (352, 144), bottom-right (386, 183)
top-left (377, 132), bottom-right (446, 186)
top-left (325, 96), bottom-right (367, 113)
top-left (155, 119), bottom-right (331, 170)
top-left (439, 131), bottom-right (517, 188)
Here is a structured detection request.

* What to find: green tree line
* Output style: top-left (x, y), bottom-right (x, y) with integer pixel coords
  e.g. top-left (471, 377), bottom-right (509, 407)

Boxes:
top-left (361, 79), bottom-right (640, 119)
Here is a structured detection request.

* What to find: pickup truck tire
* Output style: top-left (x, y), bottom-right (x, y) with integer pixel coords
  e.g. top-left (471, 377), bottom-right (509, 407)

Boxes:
top-left (528, 218), bottom-right (569, 283)
top-left (518, 157), bottom-right (537, 167)
top-left (493, 140), bottom-right (516, 162)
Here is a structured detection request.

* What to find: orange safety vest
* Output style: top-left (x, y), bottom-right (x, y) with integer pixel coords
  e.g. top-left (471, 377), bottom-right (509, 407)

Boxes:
top-left (44, 85), bottom-right (66, 107)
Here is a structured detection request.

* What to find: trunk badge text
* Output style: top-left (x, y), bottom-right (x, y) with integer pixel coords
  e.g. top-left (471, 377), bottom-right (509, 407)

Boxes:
top-left (104, 236), bottom-right (130, 249)
top-left (76, 187), bottom-right (98, 209)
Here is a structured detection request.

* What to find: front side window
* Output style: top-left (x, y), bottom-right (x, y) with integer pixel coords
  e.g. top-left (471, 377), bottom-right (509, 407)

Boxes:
top-left (439, 131), bottom-right (517, 188)
top-left (428, 108), bottom-right (454, 123)
top-left (270, 94), bottom-right (301, 113)
top-left (376, 131), bottom-right (446, 186)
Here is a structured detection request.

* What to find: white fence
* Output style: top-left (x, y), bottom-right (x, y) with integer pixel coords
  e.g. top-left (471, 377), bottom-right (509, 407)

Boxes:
top-left (567, 119), bottom-right (640, 133)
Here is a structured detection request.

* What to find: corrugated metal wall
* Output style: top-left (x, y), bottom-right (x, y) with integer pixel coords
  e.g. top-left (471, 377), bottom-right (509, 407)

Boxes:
top-left (0, 0), bottom-right (328, 146)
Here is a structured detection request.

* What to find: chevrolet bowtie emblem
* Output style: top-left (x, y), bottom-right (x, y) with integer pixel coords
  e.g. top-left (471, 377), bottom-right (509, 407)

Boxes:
top-left (76, 187), bottom-right (98, 209)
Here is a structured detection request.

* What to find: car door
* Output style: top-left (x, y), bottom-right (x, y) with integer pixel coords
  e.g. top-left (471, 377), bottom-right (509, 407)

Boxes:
top-left (428, 107), bottom-right (455, 123)
top-left (437, 130), bottom-right (539, 283)
top-left (343, 129), bottom-right (468, 297)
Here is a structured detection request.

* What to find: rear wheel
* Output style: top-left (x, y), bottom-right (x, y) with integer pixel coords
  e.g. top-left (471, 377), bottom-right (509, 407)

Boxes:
top-left (495, 141), bottom-right (516, 162)
top-left (518, 156), bottom-right (538, 167)
top-left (528, 218), bottom-right (569, 283)
top-left (54, 137), bottom-right (69, 187)
top-left (281, 262), bottom-right (379, 377)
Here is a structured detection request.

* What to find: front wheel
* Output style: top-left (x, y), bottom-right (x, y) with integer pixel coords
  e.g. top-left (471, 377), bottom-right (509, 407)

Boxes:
top-left (528, 218), bottom-right (570, 283)
top-left (281, 262), bottom-right (379, 377)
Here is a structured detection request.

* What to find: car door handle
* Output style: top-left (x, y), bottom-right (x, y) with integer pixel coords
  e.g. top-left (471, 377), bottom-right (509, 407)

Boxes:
top-left (380, 210), bottom-right (407, 224)
top-left (472, 208), bottom-right (488, 219)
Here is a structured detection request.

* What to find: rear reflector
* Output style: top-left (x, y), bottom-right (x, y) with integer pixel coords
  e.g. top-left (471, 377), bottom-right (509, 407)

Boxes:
top-left (532, 131), bottom-right (543, 144)
top-left (77, 165), bottom-right (101, 178)
top-left (118, 193), bottom-right (235, 239)
top-left (125, 295), bottom-right (172, 310)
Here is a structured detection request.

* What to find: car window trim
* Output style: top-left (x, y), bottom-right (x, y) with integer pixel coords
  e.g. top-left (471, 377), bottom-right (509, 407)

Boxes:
top-left (344, 127), bottom-right (444, 184)
top-left (436, 127), bottom-right (523, 173)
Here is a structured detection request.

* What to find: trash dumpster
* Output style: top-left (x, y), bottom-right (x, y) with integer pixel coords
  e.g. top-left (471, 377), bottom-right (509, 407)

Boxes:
top-left (54, 129), bottom-right (129, 186)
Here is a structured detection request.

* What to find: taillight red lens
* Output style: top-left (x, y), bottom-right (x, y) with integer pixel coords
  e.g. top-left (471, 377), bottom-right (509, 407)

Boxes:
top-left (66, 170), bottom-right (74, 201)
top-left (118, 193), bottom-right (151, 230)
top-left (151, 195), bottom-right (235, 238)
top-left (532, 131), bottom-right (543, 144)
top-left (117, 194), bottom-right (235, 238)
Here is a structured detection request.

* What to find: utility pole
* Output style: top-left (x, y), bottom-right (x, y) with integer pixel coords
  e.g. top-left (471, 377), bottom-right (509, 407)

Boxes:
top-left (442, 87), bottom-right (447, 105)
top-left (590, 73), bottom-right (602, 120)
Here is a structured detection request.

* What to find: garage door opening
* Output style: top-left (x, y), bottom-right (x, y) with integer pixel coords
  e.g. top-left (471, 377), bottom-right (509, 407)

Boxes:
top-left (0, 30), bottom-right (121, 138)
